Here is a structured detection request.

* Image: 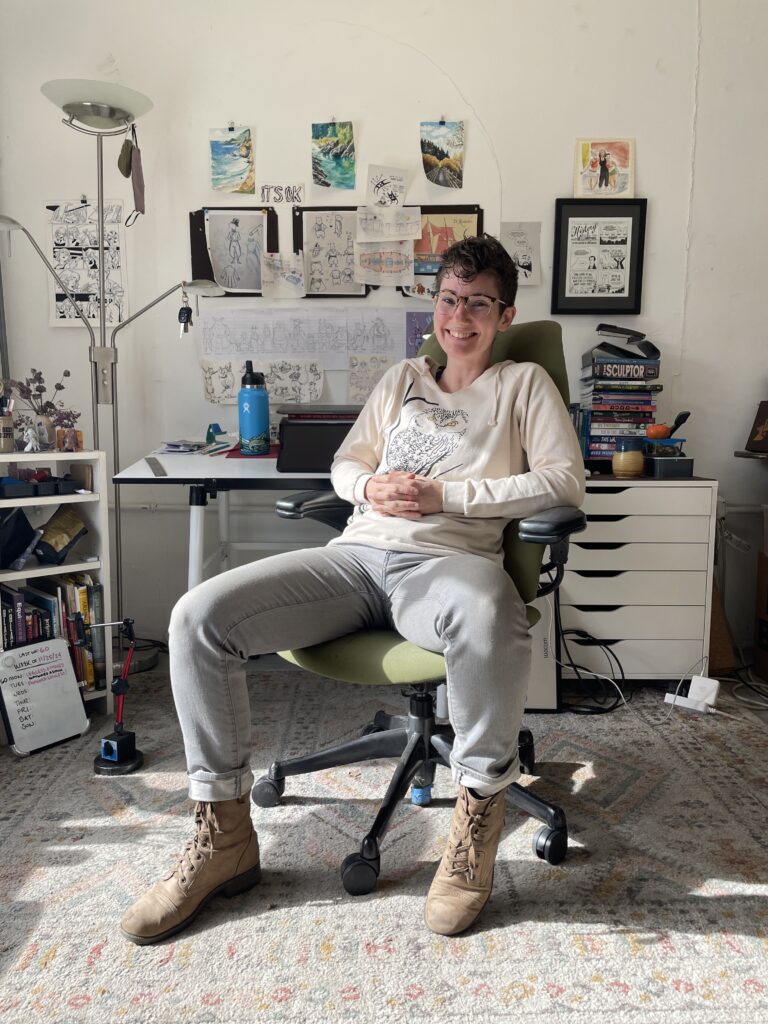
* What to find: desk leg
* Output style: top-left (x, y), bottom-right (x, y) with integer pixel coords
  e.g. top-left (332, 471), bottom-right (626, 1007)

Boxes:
top-left (218, 489), bottom-right (231, 575)
top-left (188, 485), bottom-right (207, 590)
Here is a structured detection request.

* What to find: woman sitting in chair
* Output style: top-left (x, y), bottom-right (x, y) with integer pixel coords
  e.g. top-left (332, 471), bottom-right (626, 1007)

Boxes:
top-left (121, 235), bottom-right (585, 944)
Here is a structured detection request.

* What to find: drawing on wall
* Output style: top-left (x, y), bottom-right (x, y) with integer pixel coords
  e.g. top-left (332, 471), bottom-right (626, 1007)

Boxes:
top-left (406, 311), bottom-right (434, 357)
top-left (348, 355), bottom-right (395, 403)
top-left (311, 121), bottom-right (356, 189)
top-left (296, 208), bottom-right (365, 297)
top-left (499, 221), bottom-right (542, 286)
top-left (420, 121), bottom-right (465, 189)
top-left (354, 241), bottom-right (414, 287)
top-left (565, 217), bottom-right (632, 297)
top-left (399, 205), bottom-right (483, 300)
top-left (200, 358), bottom-right (323, 406)
top-left (46, 198), bottom-right (127, 327)
top-left (194, 307), bottom-right (429, 371)
top-left (209, 126), bottom-right (255, 194)
top-left (261, 252), bottom-right (306, 298)
top-left (356, 206), bottom-right (422, 243)
top-left (366, 165), bottom-right (407, 206)
top-left (574, 138), bottom-right (635, 198)
top-left (205, 209), bottom-right (265, 292)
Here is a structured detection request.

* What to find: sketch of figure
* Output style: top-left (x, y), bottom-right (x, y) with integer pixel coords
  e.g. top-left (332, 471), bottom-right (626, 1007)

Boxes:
top-left (227, 218), bottom-right (243, 263)
top-left (217, 364), bottom-right (235, 397)
top-left (313, 217), bottom-right (326, 240)
top-left (202, 364), bottom-right (217, 402)
top-left (327, 242), bottom-right (339, 268)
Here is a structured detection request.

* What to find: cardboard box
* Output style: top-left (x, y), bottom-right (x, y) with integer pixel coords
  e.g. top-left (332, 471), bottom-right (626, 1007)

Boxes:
top-left (755, 551), bottom-right (768, 684)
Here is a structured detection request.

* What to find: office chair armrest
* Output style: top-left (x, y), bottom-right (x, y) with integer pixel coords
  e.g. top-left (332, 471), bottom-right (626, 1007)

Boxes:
top-left (517, 506), bottom-right (587, 546)
top-left (276, 490), bottom-right (353, 532)
top-left (518, 506), bottom-right (586, 599)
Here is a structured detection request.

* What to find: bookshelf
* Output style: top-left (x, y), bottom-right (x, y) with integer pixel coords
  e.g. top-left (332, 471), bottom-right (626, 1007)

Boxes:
top-left (0, 451), bottom-right (113, 738)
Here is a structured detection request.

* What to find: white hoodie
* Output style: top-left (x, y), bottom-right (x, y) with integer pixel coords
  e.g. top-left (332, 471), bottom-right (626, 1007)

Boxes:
top-left (329, 356), bottom-right (585, 564)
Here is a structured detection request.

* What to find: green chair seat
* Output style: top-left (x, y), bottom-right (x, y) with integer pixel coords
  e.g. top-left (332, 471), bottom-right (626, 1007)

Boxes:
top-left (279, 606), bottom-right (540, 686)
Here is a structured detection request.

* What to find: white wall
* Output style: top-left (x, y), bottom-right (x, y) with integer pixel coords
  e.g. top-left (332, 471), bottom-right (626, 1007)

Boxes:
top-left (0, 0), bottom-right (765, 645)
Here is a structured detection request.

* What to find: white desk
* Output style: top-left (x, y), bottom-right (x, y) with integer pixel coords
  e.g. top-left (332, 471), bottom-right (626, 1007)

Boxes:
top-left (114, 452), bottom-right (331, 589)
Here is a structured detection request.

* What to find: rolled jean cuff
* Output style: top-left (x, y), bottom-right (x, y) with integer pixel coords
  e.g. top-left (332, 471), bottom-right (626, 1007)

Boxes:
top-left (451, 755), bottom-right (520, 798)
top-left (187, 766), bottom-right (255, 803)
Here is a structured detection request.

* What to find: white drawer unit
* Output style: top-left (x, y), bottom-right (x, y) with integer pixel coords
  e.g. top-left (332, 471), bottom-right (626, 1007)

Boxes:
top-left (560, 478), bottom-right (717, 681)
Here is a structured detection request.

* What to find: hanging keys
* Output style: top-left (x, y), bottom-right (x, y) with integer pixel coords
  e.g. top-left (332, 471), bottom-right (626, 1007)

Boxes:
top-left (178, 303), bottom-right (193, 337)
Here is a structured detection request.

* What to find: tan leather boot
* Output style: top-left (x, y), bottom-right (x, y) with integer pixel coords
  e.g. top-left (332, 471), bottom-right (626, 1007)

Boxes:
top-left (424, 786), bottom-right (506, 936)
top-left (121, 796), bottom-right (261, 945)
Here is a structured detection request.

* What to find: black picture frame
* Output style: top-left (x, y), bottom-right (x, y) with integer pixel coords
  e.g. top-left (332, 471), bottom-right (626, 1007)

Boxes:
top-left (189, 206), bottom-right (279, 297)
top-left (551, 198), bottom-right (647, 315)
top-left (400, 204), bottom-right (484, 299)
top-left (293, 206), bottom-right (369, 298)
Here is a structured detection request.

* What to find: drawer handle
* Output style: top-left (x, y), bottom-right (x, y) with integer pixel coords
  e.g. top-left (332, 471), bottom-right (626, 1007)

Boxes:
top-left (572, 570), bottom-right (624, 578)
top-left (570, 605), bottom-right (622, 612)
top-left (586, 486), bottom-right (630, 494)
top-left (586, 515), bottom-right (627, 522)
top-left (571, 638), bottom-right (621, 646)
top-left (575, 542), bottom-right (626, 550)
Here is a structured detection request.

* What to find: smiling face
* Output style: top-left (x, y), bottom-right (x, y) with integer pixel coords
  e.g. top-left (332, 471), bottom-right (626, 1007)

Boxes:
top-left (433, 270), bottom-right (516, 370)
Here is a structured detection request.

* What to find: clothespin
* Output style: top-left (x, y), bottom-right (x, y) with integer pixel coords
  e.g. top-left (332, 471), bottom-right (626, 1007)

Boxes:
top-left (228, 121), bottom-right (235, 133)
top-left (330, 115), bottom-right (337, 124)
top-left (438, 115), bottom-right (446, 126)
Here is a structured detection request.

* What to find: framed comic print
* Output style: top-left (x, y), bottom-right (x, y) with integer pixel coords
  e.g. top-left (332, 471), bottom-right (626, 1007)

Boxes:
top-left (293, 206), bottom-right (368, 297)
top-left (401, 204), bottom-right (484, 299)
top-left (551, 198), bottom-right (647, 315)
top-left (189, 206), bottom-right (278, 296)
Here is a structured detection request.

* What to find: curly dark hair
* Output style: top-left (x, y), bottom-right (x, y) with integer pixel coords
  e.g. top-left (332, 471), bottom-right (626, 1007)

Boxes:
top-left (434, 234), bottom-right (518, 308)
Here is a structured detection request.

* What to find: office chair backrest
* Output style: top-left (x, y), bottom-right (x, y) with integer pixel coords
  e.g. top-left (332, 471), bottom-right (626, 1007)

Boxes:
top-left (418, 320), bottom-right (571, 604)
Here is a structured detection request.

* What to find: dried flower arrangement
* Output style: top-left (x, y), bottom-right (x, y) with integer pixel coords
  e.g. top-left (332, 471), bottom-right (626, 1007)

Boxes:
top-left (1, 368), bottom-right (81, 444)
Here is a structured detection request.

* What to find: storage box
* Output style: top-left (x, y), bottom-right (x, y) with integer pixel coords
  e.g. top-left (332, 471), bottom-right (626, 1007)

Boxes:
top-left (644, 456), bottom-right (694, 478)
top-left (755, 551), bottom-right (768, 684)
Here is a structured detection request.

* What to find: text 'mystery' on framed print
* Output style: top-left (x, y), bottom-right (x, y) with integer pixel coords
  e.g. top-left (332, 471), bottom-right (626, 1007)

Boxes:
top-left (551, 198), bottom-right (647, 315)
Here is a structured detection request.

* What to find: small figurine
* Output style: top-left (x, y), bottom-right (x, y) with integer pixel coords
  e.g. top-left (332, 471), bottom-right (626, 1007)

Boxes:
top-left (23, 425), bottom-right (40, 452)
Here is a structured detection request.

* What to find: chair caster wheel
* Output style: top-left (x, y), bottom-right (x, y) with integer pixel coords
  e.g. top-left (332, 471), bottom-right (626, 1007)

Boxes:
top-left (340, 852), bottom-right (380, 895)
top-left (251, 775), bottom-right (285, 808)
top-left (410, 785), bottom-right (432, 806)
top-left (533, 826), bottom-right (568, 865)
top-left (361, 722), bottom-right (384, 736)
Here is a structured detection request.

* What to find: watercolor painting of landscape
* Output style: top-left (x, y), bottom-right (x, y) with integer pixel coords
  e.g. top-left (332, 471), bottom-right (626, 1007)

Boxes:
top-left (420, 121), bottom-right (465, 189)
top-left (311, 121), bottom-right (356, 189)
top-left (209, 126), bottom-right (255, 194)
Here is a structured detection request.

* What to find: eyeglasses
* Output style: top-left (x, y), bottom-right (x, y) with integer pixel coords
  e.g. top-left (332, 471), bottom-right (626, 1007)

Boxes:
top-left (432, 290), bottom-right (506, 318)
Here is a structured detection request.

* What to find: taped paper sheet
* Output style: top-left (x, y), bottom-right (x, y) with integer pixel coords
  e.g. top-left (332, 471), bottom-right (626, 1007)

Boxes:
top-left (195, 307), bottom-right (409, 370)
top-left (200, 359), bottom-right (324, 405)
top-left (205, 210), bottom-right (265, 292)
top-left (366, 165), bottom-right (407, 207)
top-left (261, 252), bottom-right (306, 298)
top-left (356, 206), bottom-right (421, 242)
top-left (353, 241), bottom-right (414, 287)
top-left (348, 355), bottom-right (395, 403)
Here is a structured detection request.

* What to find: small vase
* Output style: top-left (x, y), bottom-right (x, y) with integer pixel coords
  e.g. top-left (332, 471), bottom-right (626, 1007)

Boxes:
top-left (612, 437), bottom-right (645, 479)
top-left (35, 415), bottom-right (56, 449)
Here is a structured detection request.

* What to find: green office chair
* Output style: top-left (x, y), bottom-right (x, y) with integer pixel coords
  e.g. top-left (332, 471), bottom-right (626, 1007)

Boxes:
top-left (252, 320), bottom-right (586, 895)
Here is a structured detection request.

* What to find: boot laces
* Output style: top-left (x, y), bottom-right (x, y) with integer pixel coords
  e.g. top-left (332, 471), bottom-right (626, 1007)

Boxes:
top-left (167, 802), bottom-right (220, 885)
top-left (447, 793), bottom-right (497, 882)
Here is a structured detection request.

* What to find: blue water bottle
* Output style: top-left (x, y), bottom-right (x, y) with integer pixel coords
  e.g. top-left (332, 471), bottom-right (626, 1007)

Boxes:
top-left (238, 361), bottom-right (270, 455)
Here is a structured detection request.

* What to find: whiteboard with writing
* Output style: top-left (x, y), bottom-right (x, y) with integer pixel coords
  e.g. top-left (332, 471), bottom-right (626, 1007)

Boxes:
top-left (0, 639), bottom-right (88, 755)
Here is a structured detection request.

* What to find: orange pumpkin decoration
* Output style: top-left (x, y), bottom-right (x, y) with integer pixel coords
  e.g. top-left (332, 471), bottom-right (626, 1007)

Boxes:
top-left (646, 423), bottom-right (672, 439)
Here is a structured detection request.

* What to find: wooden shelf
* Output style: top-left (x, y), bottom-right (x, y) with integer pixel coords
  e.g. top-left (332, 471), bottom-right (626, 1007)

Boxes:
top-left (0, 492), bottom-right (98, 510)
top-left (0, 557), bottom-right (102, 586)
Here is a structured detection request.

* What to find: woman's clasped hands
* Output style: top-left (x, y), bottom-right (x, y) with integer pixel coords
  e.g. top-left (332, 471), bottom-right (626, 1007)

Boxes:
top-left (364, 471), bottom-right (444, 519)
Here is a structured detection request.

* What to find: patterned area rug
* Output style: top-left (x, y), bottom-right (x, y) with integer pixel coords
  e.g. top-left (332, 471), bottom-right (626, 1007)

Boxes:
top-left (1, 664), bottom-right (767, 1024)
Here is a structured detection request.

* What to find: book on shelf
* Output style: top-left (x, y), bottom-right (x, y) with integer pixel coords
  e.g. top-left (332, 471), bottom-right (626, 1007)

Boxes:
top-left (582, 359), bottom-right (660, 380)
top-left (581, 379), bottom-right (664, 392)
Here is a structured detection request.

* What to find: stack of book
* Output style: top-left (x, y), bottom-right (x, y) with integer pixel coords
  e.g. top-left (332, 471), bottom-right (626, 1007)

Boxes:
top-left (0, 572), bottom-right (106, 690)
top-left (578, 325), bottom-right (662, 465)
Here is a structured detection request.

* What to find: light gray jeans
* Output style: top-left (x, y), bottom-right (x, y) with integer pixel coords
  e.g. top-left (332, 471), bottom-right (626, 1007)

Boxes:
top-left (168, 542), bottom-right (531, 801)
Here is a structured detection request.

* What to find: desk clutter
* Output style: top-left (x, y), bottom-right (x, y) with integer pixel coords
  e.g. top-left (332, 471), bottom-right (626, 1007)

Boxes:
top-left (575, 324), bottom-right (694, 478)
